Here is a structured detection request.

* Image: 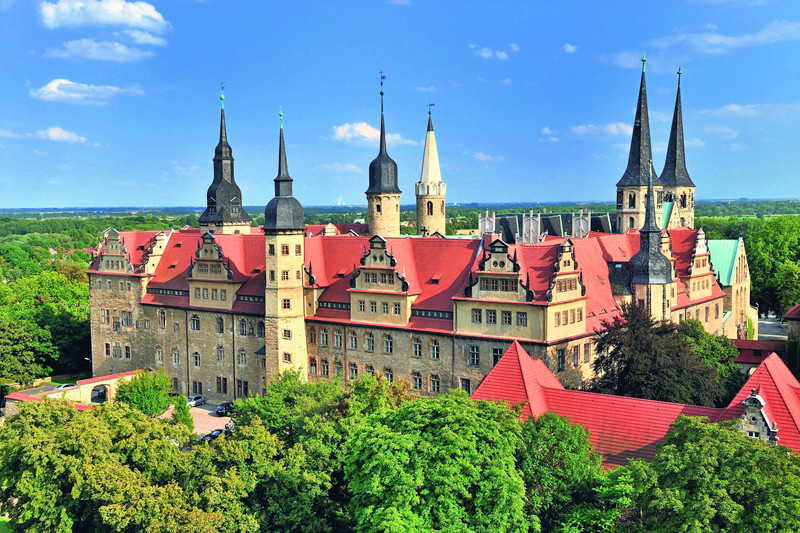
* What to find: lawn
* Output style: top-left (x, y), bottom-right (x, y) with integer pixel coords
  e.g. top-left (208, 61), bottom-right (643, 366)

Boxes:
top-left (0, 517), bottom-right (11, 533)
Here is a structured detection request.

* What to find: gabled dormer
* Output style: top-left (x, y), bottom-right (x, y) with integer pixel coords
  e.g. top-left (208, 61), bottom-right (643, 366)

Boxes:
top-left (188, 232), bottom-right (239, 309)
top-left (685, 229), bottom-right (714, 301)
top-left (740, 388), bottom-right (780, 445)
top-left (467, 240), bottom-right (528, 303)
top-left (97, 228), bottom-right (133, 273)
top-left (547, 239), bottom-right (586, 304)
top-left (141, 231), bottom-right (170, 275)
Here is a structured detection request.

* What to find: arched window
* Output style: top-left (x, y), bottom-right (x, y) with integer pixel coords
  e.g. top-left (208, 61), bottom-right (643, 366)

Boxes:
top-left (155, 345), bottom-right (163, 364)
top-left (216, 317), bottom-right (224, 334)
top-left (190, 314), bottom-right (200, 331)
top-left (430, 339), bottom-right (440, 359)
top-left (616, 190), bottom-right (623, 208)
top-left (629, 217), bottom-right (635, 230)
top-left (349, 330), bottom-right (357, 349)
top-left (248, 321), bottom-right (254, 335)
top-left (376, 203), bottom-right (382, 214)
top-left (171, 348), bottom-right (179, 364)
top-left (193, 351), bottom-right (201, 368)
top-left (628, 193), bottom-right (636, 209)
top-left (430, 374), bottom-right (440, 392)
top-left (257, 321), bottom-right (265, 338)
top-left (239, 319), bottom-right (247, 336)
top-left (427, 201), bottom-right (433, 216)
top-left (412, 337), bottom-right (422, 357)
top-left (365, 332), bottom-right (374, 352)
top-left (216, 345), bottom-right (225, 363)
top-left (159, 310), bottom-right (166, 329)
top-left (237, 348), bottom-right (247, 366)
top-left (440, 201), bottom-right (445, 215)
top-left (384, 334), bottom-right (393, 354)
top-left (680, 217), bottom-right (686, 227)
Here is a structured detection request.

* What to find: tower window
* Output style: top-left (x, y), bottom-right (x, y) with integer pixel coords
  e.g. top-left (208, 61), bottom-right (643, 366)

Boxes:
top-left (269, 244), bottom-right (275, 256)
top-left (295, 244), bottom-right (301, 256)
top-left (376, 204), bottom-right (382, 214)
top-left (628, 193), bottom-right (635, 209)
top-left (281, 245), bottom-right (289, 256)
top-left (427, 201), bottom-right (433, 216)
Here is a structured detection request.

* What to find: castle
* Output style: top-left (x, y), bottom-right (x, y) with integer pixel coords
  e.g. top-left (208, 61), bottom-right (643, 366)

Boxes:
top-left (87, 62), bottom-right (756, 402)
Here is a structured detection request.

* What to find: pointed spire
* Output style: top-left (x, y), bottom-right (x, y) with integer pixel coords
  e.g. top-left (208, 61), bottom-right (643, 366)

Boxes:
top-left (275, 109), bottom-right (293, 197)
top-left (617, 56), bottom-right (661, 188)
top-left (379, 70), bottom-right (387, 155)
top-left (367, 71), bottom-right (400, 195)
top-left (661, 67), bottom-right (695, 187)
top-left (642, 161), bottom-right (660, 232)
top-left (418, 106), bottom-right (442, 185)
top-left (630, 161), bottom-right (672, 285)
top-left (264, 108), bottom-right (304, 232)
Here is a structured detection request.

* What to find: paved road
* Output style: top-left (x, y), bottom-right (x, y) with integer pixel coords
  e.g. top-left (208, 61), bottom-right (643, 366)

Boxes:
top-left (759, 314), bottom-right (788, 342)
top-left (160, 402), bottom-right (230, 438)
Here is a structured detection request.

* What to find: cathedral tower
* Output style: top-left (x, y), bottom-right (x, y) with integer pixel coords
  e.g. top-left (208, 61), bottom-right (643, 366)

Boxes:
top-left (366, 76), bottom-right (401, 237)
top-left (263, 113), bottom-right (308, 379)
top-left (199, 90), bottom-right (254, 235)
top-left (616, 55), bottom-right (664, 233)
top-left (415, 109), bottom-right (447, 236)
top-left (630, 163), bottom-right (675, 321)
top-left (660, 68), bottom-right (696, 229)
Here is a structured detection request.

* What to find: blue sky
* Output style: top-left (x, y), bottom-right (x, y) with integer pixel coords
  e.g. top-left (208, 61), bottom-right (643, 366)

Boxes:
top-left (1, 0), bottom-right (800, 209)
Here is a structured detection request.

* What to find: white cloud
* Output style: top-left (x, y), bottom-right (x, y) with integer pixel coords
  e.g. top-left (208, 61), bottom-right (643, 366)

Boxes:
top-left (332, 122), bottom-right (417, 145)
top-left (474, 152), bottom-right (504, 162)
top-left (35, 127), bottom-right (85, 142)
top-left (412, 86), bottom-right (437, 93)
top-left (39, 0), bottom-right (170, 33)
top-left (729, 142), bottom-right (749, 150)
top-left (0, 129), bottom-right (21, 138)
top-left (571, 122), bottom-right (633, 136)
top-left (509, 42), bottom-right (520, 52)
top-left (500, 77), bottom-right (512, 86)
top-left (323, 163), bottom-right (361, 173)
top-left (495, 50), bottom-right (509, 60)
top-left (562, 43), bottom-right (578, 53)
top-left (538, 136), bottom-right (559, 142)
top-left (30, 78), bottom-right (144, 104)
top-left (119, 29), bottom-right (167, 46)
top-left (685, 137), bottom-right (706, 147)
top-left (705, 126), bottom-right (739, 139)
top-left (172, 161), bottom-right (199, 175)
top-left (474, 46), bottom-right (494, 59)
top-left (472, 44), bottom-right (515, 60)
top-left (540, 127), bottom-right (556, 135)
top-left (45, 39), bottom-right (153, 61)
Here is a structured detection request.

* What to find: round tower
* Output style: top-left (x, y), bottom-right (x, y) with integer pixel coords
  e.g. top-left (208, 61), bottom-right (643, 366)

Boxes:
top-left (366, 77), bottom-right (401, 237)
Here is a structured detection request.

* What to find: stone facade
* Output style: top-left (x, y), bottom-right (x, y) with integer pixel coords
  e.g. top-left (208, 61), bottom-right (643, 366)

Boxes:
top-left (367, 193), bottom-right (401, 237)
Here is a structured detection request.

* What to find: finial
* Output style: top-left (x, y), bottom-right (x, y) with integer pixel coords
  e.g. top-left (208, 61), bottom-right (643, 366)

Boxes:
top-left (677, 66), bottom-right (682, 86)
top-left (379, 70), bottom-right (386, 113)
top-left (427, 101), bottom-right (435, 116)
top-left (220, 83), bottom-right (225, 109)
top-left (641, 53), bottom-right (647, 72)
top-left (279, 107), bottom-right (283, 128)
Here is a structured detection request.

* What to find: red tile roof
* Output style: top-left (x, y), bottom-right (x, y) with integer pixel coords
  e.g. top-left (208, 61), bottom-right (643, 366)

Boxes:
top-left (786, 302), bottom-right (800, 321)
top-left (7, 391), bottom-right (96, 411)
top-left (77, 368), bottom-right (141, 386)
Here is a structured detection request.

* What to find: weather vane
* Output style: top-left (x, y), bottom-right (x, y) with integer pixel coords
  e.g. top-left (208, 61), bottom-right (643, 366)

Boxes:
top-left (641, 53), bottom-right (647, 72)
top-left (379, 70), bottom-right (386, 113)
top-left (220, 83), bottom-right (225, 109)
top-left (677, 66), bottom-right (682, 86)
top-left (279, 107), bottom-right (283, 128)
top-left (427, 101), bottom-right (435, 115)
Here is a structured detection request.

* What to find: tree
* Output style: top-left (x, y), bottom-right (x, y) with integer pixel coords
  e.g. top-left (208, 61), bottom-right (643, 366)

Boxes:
top-left (744, 215), bottom-right (800, 317)
top-left (627, 415), bottom-right (800, 532)
top-left (171, 395), bottom-right (194, 432)
top-left (0, 315), bottom-right (55, 385)
top-left (116, 369), bottom-right (172, 417)
top-left (589, 304), bottom-right (724, 407)
top-left (516, 411), bottom-right (603, 532)
top-left (344, 391), bottom-right (526, 533)
top-left (679, 319), bottom-right (745, 403)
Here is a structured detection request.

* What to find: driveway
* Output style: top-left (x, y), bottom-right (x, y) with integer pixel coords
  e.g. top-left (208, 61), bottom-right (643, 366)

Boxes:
top-left (759, 314), bottom-right (788, 342)
top-left (160, 402), bottom-right (230, 437)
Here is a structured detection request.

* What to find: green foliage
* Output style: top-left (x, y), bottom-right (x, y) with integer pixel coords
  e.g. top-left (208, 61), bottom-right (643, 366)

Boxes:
top-left (0, 315), bottom-right (55, 385)
top-left (628, 415), bottom-right (800, 532)
top-left (345, 391), bottom-right (526, 533)
top-left (116, 370), bottom-right (172, 417)
top-left (747, 317), bottom-right (754, 340)
top-left (171, 395), bottom-right (194, 432)
top-left (590, 304), bottom-right (724, 407)
top-left (743, 215), bottom-right (800, 317)
top-left (678, 319), bottom-right (745, 404)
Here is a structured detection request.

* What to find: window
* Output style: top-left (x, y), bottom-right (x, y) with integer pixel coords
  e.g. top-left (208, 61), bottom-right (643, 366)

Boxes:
top-left (557, 348), bottom-right (565, 372)
top-left (203, 288), bottom-right (209, 299)
top-left (190, 314), bottom-right (200, 331)
top-left (350, 363), bottom-right (358, 380)
top-left (309, 327), bottom-right (316, 344)
top-left (430, 374), bottom-right (440, 393)
top-left (358, 300), bottom-right (365, 312)
top-left (310, 358), bottom-right (317, 375)
top-left (172, 378), bottom-right (179, 391)
top-left (486, 310), bottom-right (497, 324)
top-left (193, 352), bottom-right (201, 368)
top-left (156, 345), bottom-right (164, 363)
top-left (216, 317), bottom-right (224, 334)
top-left (124, 345), bottom-right (131, 359)
top-left (393, 303), bottom-right (401, 315)
top-left (370, 301), bottom-right (377, 313)
top-left (283, 329), bottom-right (292, 340)
top-left (715, 303), bottom-right (720, 319)
top-left (237, 348), bottom-right (247, 366)
top-left (195, 287), bottom-right (201, 299)
top-left (365, 333), bottom-right (374, 352)
top-left (460, 378), bottom-right (471, 393)
top-left (501, 311), bottom-right (512, 325)
top-left (562, 311), bottom-right (568, 325)
top-left (216, 345), bottom-right (225, 363)
top-left (577, 308), bottom-right (583, 322)
top-left (384, 368), bottom-right (393, 382)
top-left (112, 343), bottom-right (122, 359)
top-left (382, 302), bottom-right (389, 314)
top-left (221, 289), bottom-right (227, 301)
top-left (261, 358), bottom-right (266, 370)
top-left (192, 381), bottom-right (203, 395)
top-left (492, 348), bottom-right (503, 367)
top-left (106, 280), bottom-right (112, 290)
top-left (366, 365), bottom-right (374, 376)
top-left (283, 352), bottom-right (292, 363)
top-left (384, 334), bottom-right (393, 354)
top-left (349, 330), bottom-right (357, 349)
top-left (584, 344), bottom-right (590, 363)
top-left (270, 271), bottom-right (275, 282)
top-left (216, 376), bottom-right (228, 394)
top-left (113, 318), bottom-right (121, 332)
top-left (380, 273), bottom-right (387, 284)
top-left (333, 329), bottom-right (343, 347)
top-left (468, 346), bottom-right (480, 367)
top-left (320, 328), bottom-right (328, 345)
top-left (517, 312), bottom-right (528, 327)
top-left (282, 298), bottom-right (291, 309)
top-left (295, 244), bottom-right (302, 256)
top-left (281, 270), bottom-right (289, 281)
top-left (172, 348), bottom-right (179, 364)
top-left (269, 244), bottom-right (275, 256)
top-left (412, 372), bottom-right (422, 390)
top-left (334, 362), bottom-right (343, 376)
top-left (555, 312), bottom-right (560, 327)
top-left (472, 309), bottom-right (482, 323)
top-left (101, 309), bottom-right (110, 324)
top-left (159, 310), bottom-right (166, 329)
top-left (239, 320), bottom-right (247, 336)
top-left (748, 431), bottom-right (760, 439)
top-left (121, 311), bottom-right (132, 327)
top-left (281, 244), bottom-right (289, 255)
top-left (257, 321), bottom-right (265, 338)
top-left (236, 379), bottom-right (249, 398)
top-left (119, 281), bottom-right (124, 291)
top-left (705, 306), bottom-right (709, 322)
top-left (321, 360), bottom-right (329, 376)
top-left (413, 338), bottom-right (422, 357)
top-left (573, 345), bottom-right (579, 366)
top-left (105, 342), bottom-right (111, 356)
top-left (430, 340), bottom-right (440, 359)
top-left (212, 289), bottom-right (218, 300)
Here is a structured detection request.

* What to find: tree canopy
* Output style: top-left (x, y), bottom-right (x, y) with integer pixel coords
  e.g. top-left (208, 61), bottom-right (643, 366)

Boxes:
top-left (116, 369), bottom-right (173, 417)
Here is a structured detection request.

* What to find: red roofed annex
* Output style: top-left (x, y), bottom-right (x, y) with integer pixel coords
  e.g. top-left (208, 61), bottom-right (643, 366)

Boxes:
top-left (87, 73), bottom-right (752, 402)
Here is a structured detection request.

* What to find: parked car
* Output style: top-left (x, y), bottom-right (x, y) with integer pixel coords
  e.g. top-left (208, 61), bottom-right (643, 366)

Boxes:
top-left (187, 394), bottom-right (205, 407)
top-left (54, 383), bottom-right (74, 390)
top-left (200, 429), bottom-right (224, 443)
top-left (97, 388), bottom-right (106, 399)
top-left (215, 402), bottom-right (232, 417)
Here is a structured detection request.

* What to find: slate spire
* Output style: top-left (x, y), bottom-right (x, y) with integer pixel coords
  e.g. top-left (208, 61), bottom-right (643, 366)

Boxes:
top-left (630, 162), bottom-right (672, 285)
top-left (366, 73), bottom-right (401, 195)
top-left (660, 68), bottom-right (695, 187)
top-left (617, 54), bottom-right (662, 188)
top-left (264, 109), bottom-right (304, 231)
top-left (275, 108), bottom-right (293, 197)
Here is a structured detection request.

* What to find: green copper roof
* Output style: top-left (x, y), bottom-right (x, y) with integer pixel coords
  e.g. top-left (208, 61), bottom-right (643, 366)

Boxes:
top-left (661, 201), bottom-right (673, 229)
top-left (707, 239), bottom-right (742, 287)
